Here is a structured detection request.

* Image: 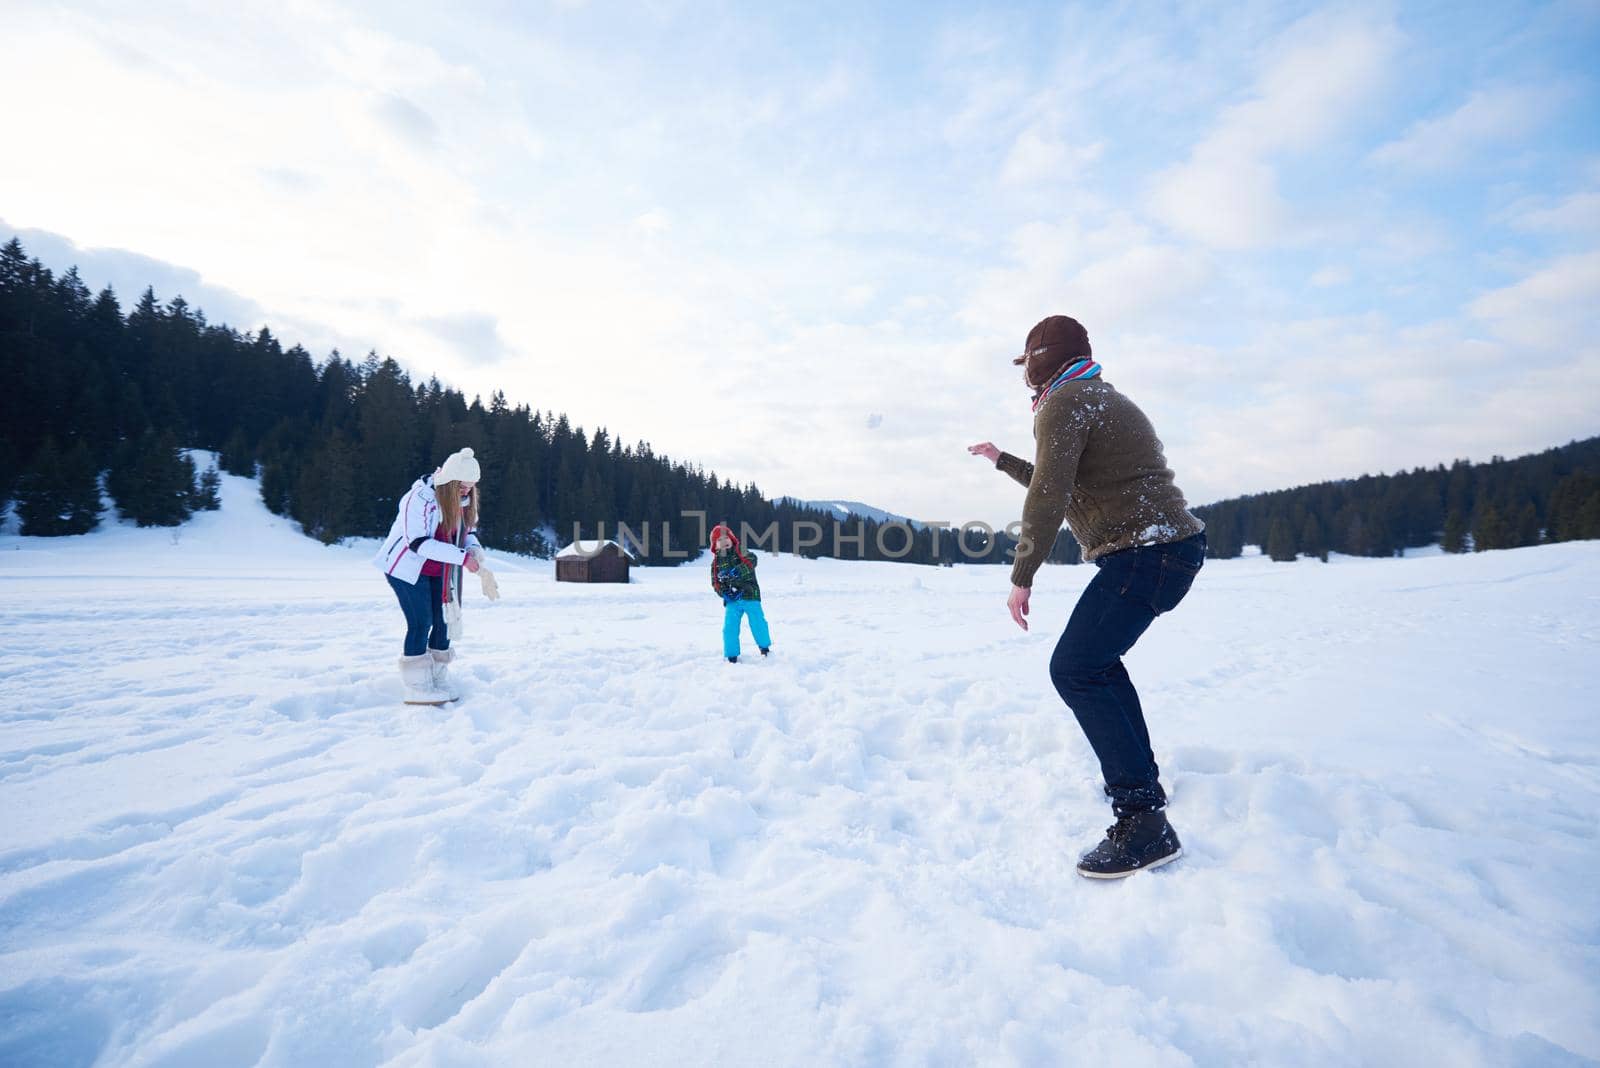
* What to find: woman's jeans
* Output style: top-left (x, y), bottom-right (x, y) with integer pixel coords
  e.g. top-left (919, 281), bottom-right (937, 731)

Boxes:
top-left (387, 573), bottom-right (448, 656)
top-left (1048, 532), bottom-right (1206, 817)
top-left (723, 600), bottom-right (771, 658)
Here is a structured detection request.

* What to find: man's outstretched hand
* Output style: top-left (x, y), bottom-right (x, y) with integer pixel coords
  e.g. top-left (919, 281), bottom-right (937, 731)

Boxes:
top-left (968, 441), bottom-right (1000, 464)
top-left (1007, 585), bottom-right (1030, 631)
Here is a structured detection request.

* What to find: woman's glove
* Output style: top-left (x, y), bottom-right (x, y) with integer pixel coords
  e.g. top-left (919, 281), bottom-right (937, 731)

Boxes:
top-left (478, 565), bottom-right (500, 601)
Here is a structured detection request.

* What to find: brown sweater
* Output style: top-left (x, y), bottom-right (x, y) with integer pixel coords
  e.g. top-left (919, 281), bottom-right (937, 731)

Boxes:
top-left (999, 377), bottom-right (1203, 587)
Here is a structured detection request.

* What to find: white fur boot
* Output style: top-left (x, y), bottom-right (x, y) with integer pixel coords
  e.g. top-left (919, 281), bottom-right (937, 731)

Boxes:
top-left (399, 654), bottom-right (449, 705)
top-left (429, 647), bottom-right (462, 701)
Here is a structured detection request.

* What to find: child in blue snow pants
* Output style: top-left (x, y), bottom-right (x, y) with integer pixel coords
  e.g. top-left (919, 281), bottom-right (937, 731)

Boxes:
top-left (710, 522), bottom-right (771, 662)
top-left (723, 600), bottom-right (772, 659)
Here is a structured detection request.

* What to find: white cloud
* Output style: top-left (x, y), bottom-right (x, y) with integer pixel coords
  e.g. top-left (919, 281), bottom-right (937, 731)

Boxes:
top-left (0, 217), bottom-right (268, 328)
top-left (1309, 266), bottom-right (1351, 288)
top-left (416, 312), bottom-right (508, 366)
top-left (843, 284), bottom-right (877, 309)
top-left (1506, 190), bottom-right (1600, 234)
top-left (1371, 86), bottom-right (1561, 171)
top-left (960, 215), bottom-right (1213, 341)
top-left (802, 64), bottom-right (857, 112)
top-left (1067, 245), bottom-right (1214, 328)
top-left (1149, 10), bottom-right (1398, 248)
top-left (999, 125), bottom-right (1103, 187)
top-left (370, 93), bottom-right (440, 151)
top-left (1150, 152), bottom-right (1285, 249)
top-left (633, 211), bottom-right (671, 234)
top-left (1469, 251), bottom-right (1600, 350)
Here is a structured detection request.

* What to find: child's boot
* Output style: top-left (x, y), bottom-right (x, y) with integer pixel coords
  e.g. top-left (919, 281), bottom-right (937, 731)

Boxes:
top-left (429, 647), bottom-right (461, 701)
top-left (399, 655), bottom-right (449, 705)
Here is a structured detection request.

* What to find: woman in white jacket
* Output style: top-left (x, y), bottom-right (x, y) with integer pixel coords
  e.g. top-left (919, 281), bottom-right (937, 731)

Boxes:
top-left (372, 447), bottom-right (484, 704)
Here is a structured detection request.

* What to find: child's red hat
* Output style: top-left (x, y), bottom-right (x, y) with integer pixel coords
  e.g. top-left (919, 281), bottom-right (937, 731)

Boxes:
top-left (710, 522), bottom-right (749, 565)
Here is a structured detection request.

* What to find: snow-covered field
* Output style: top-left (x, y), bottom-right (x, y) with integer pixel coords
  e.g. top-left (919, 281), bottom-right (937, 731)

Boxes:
top-left (2, 470), bottom-right (1597, 1067)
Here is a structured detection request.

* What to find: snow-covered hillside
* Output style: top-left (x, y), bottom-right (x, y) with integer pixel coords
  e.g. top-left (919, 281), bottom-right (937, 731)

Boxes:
top-left (1, 469), bottom-right (1597, 1066)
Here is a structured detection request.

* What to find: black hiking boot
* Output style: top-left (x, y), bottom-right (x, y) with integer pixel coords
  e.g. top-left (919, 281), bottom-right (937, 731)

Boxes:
top-left (727, 655), bottom-right (738, 664)
top-left (1076, 810), bottom-right (1183, 879)
top-left (759, 647), bottom-right (770, 657)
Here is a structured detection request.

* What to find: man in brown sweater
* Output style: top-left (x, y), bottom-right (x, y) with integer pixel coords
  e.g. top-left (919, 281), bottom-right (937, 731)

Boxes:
top-left (970, 314), bottom-right (1206, 879)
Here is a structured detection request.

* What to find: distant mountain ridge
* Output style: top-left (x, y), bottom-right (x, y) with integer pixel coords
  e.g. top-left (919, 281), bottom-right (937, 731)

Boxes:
top-left (774, 498), bottom-right (924, 529)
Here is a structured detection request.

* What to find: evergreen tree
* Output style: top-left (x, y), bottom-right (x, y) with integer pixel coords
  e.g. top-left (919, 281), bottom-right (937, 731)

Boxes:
top-left (1547, 474), bottom-right (1599, 542)
top-left (192, 464), bottom-right (222, 511)
top-left (1574, 490), bottom-right (1600, 541)
top-left (1299, 513), bottom-right (1327, 562)
top-left (0, 237), bottom-right (27, 298)
top-left (293, 433), bottom-right (357, 544)
top-left (117, 381), bottom-right (150, 443)
top-left (0, 438), bottom-right (17, 511)
top-left (1266, 514), bottom-right (1298, 562)
top-left (1202, 507), bottom-right (1243, 559)
top-left (16, 439), bottom-right (102, 535)
top-left (72, 354), bottom-right (116, 463)
top-left (1046, 529), bottom-right (1082, 564)
top-left (86, 286), bottom-right (123, 362)
top-left (220, 428), bottom-right (254, 476)
top-left (144, 433), bottom-right (197, 527)
top-left (1441, 510), bottom-right (1468, 553)
top-left (109, 431), bottom-right (196, 526)
top-left (1444, 460), bottom-right (1473, 519)
top-left (490, 457), bottom-right (542, 553)
top-left (1338, 506), bottom-right (1370, 557)
top-left (1471, 504), bottom-right (1508, 552)
top-left (353, 356), bottom-right (420, 534)
top-left (259, 454), bottom-right (295, 516)
top-left (1511, 502), bottom-right (1541, 547)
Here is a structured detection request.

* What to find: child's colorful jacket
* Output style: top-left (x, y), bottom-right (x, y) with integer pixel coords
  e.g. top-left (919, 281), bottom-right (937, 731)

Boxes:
top-left (710, 527), bottom-right (762, 603)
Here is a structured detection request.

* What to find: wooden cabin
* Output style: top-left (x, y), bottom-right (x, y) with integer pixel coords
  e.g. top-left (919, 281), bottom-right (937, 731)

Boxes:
top-left (555, 539), bottom-right (636, 583)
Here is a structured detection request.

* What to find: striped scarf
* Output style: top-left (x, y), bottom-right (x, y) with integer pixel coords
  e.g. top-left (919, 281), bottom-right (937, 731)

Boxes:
top-left (1032, 359), bottom-right (1102, 412)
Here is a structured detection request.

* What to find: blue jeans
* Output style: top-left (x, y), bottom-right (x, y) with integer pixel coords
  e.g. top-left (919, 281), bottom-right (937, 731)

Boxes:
top-left (387, 573), bottom-right (448, 656)
top-left (1049, 533), bottom-right (1205, 817)
top-left (723, 600), bottom-right (771, 658)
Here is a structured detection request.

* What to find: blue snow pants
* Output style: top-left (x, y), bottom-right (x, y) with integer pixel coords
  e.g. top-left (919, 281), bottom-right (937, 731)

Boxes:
top-left (722, 600), bottom-right (771, 658)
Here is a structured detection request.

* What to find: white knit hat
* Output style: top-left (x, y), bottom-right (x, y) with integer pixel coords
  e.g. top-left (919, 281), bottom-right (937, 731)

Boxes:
top-left (436, 447), bottom-right (481, 485)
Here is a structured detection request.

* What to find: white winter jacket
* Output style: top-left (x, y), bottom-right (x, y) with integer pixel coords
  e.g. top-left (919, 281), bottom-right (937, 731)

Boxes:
top-left (372, 476), bottom-right (483, 584)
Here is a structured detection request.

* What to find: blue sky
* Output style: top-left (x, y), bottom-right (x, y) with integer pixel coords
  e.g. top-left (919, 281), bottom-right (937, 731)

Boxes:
top-left (2, 1), bottom-right (1597, 522)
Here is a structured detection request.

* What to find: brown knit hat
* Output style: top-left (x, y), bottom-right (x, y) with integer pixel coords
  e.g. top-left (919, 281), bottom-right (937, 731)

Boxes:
top-left (1012, 315), bottom-right (1092, 390)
